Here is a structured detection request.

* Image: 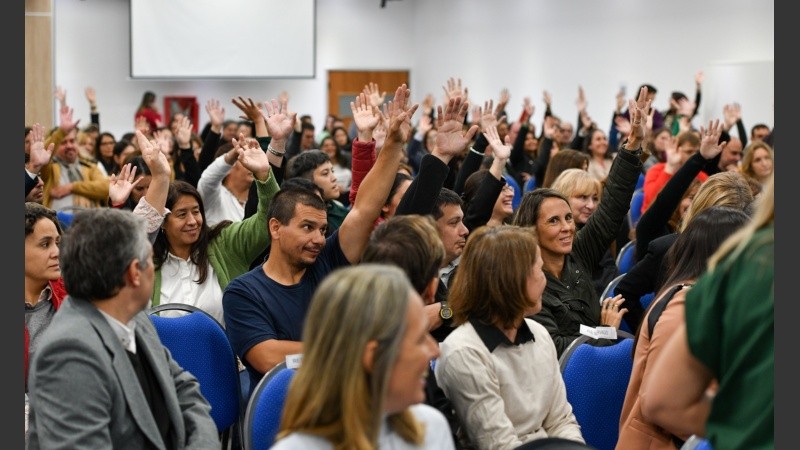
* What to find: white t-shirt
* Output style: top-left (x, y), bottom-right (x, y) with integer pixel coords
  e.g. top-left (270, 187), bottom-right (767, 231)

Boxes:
top-left (270, 403), bottom-right (455, 450)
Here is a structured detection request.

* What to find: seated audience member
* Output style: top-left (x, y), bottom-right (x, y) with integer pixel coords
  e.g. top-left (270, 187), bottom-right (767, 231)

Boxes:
top-left (25, 203), bottom-right (66, 395)
top-left (361, 215), bottom-right (465, 448)
top-left (584, 128), bottom-right (616, 183)
top-left (27, 208), bottom-right (218, 449)
top-left (223, 83), bottom-right (418, 395)
top-left (642, 176), bottom-right (773, 450)
top-left (197, 142), bottom-right (257, 226)
top-left (739, 140), bottom-right (774, 190)
top-left (540, 149), bottom-right (590, 189)
top-left (510, 86), bottom-right (652, 357)
top-left (617, 206), bottom-right (749, 449)
top-left (41, 106), bottom-right (109, 210)
top-left (319, 135), bottom-right (353, 205)
top-left (640, 130), bottom-right (707, 215)
top-left (615, 170), bottom-right (753, 330)
top-left (550, 168), bottom-right (618, 296)
top-left (130, 128), bottom-right (280, 325)
top-left (271, 264), bottom-right (454, 449)
top-left (286, 150), bottom-right (349, 235)
top-left (436, 226), bottom-right (584, 449)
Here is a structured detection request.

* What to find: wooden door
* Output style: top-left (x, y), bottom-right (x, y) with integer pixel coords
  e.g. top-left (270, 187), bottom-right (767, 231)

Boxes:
top-left (328, 70), bottom-right (410, 132)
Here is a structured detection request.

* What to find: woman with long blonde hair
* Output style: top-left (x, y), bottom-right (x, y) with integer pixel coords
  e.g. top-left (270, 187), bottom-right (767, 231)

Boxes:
top-left (272, 264), bottom-right (452, 450)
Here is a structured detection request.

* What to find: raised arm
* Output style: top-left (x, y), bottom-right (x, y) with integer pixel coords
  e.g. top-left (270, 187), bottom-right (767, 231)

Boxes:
top-left (199, 99), bottom-right (225, 171)
top-left (338, 84), bottom-right (418, 263)
top-left (396, 95), bottom-right (478, 216)
top-left (347, 90), bottom-right (382, 206)
top-left (85, 86), bottom-right (100, 129)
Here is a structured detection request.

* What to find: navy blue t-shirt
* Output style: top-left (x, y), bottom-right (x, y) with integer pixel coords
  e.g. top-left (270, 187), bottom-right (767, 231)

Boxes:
top-left (223, 230), bottom-right (349, 395)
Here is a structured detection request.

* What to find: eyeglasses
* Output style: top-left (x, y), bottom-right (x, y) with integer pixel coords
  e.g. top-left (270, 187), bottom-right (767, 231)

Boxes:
top-left (502, 184), bottom-right (515, 193)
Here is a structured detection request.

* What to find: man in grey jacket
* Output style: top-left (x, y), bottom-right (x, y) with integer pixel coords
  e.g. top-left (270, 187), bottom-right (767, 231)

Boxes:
top-left (27, 208), bottom-right (219, 450)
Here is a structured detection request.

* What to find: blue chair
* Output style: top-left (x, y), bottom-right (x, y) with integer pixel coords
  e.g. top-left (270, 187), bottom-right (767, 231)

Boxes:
top-left (635, 172), bottom-right (645, 191)
top-left (147, 304), bottom-right (243, 449)
top-left (523, 176), bottom-right (538, 193)
top-left (615, 240), bottom-right (637, 274)
top-left (505, 175), bottom-right (522, 210)
top-left (681, 434), bottom-right (713, 449)
top-left (628, 189), bottom-right (645, 228)
top-left (639, 292), bottom-right (656, 311)
top-left (243, 362), bottom-right (297, 450)
top-left (559, 332), bottom-right (635, 450)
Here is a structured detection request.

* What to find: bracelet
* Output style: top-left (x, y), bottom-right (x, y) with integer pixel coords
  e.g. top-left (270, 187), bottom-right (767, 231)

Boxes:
top-left (469, 147), bottom-right (483, 156)
top-left (267, 144), bottom-right (285, 157)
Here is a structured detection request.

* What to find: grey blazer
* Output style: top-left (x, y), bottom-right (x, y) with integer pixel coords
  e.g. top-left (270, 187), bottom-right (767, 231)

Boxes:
top-left (28, 297), bottom-right (220, 450)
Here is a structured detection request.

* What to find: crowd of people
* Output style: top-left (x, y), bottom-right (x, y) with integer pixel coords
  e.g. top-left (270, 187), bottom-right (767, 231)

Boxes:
top-left (24, 76), bottom-right (774, 449)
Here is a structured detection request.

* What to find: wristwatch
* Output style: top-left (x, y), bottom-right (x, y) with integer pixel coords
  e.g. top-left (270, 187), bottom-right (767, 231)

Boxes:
top-left (439, 301), bottom-right (453, 320)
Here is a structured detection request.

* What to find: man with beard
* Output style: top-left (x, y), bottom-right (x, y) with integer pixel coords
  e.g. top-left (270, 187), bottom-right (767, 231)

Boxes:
top-left (223, 84), bottom-right (418, 396)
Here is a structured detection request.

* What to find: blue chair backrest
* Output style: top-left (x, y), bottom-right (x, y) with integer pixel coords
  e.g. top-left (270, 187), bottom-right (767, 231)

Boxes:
top-left (616, 240), bottom-right (637, 274)
top-left (560, 337), bottom-right (634, 450)
top-left (148, 305), bottom-right (241, 433)
top-left (635, 173), bottom-right (645, 191)
top-left (523, 176), bottom-right (538, 193)
top-left (56, 210), bottom-right (74, 229)
top-left (639, 292), bottom-right (656, 311)
top-left (506, 175), bottom-right (522, 210)
top-left (629, 189), bottom-right (645, 226)
top-left (244, 364), bottom-right (297, 450)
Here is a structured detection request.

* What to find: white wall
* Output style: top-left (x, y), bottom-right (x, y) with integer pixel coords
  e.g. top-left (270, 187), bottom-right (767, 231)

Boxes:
top-left (53, 0), bottom-right (773, 139)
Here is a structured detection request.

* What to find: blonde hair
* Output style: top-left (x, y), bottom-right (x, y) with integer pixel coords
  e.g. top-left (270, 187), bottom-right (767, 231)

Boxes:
top-left (709, 175), bottom-right (774, 269)
top-left (550, 168), bottom-right (601, 199)
top-left (277, 264), bottom-right (424, 449)
top-left (680, 171), bottom-right (753, 232)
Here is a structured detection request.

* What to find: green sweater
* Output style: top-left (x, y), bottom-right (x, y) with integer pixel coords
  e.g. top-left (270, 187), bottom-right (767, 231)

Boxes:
top-left (151, 174), bottom-right (281, 306)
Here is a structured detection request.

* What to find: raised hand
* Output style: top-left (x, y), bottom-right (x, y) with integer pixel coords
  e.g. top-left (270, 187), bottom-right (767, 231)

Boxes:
top-left (205, 99), bottom-right (225, 129)
top-left (625, 86), bottom-right (652, 145)
top-left (262, 98), bottom-right (296, 142)
top-left (152, 129), bottom-right (174, 158)
top-left (384, 83), bottom-right (418, 143)
top-left (350, 92), bottom-right (381, 142)
top-left (722, 103), bottom-right (742, 131)
top-left (135, 130), bottom-right (170, 177)
top-left (695, 70), bottom-right (705, 87)
top-left (232, 96), bottom-right (263, 124)
top-left (172, 115), bottom-right (192, 149)
top-left (27, 123), bottom-right (54, 173)
top-left (418, 113), bottom-right (433, 135)
top-left (54, 86), bottom-right (67, 108)
top-left (579, 109), bottom-right (594, 131)
top-left (477, 99), bottom-right (500, 133)
top-left (108, 162), bottom-right (142, 206)
top-left (483, 124), bottom-right (512, 161)
top-left (366, 82), bottom-right (387, 109)
top-left (576, 85), bottom-right (587, 112)
top-left (442, 77), bottom-right (468, 104)
top-left (663, 136), bottom-right (681, 174)
top-left (435, 96), bottom-right (479, 159)
top-left (373, 119), bottom-right (388, 151)
top-left (422, 93), bottom-right (435, 114)
top-left (59, 105), bottom-right (80, 132)
top-left (521, 97), bottom-right (534, 123)
top-left (85, 87), bottom-right (97, 109)
top-left (498, 88), bottom-right (510, 110)
top-left (233, 133), bottom-right (270, 180)
top-left (542, 90), bottom-right (552, 107)
top-left (615, 87), bottom-right (626, 113)
top-left (698, 119), bottom-right (728, 160)
top-left (614, 115), bottom-right (632, 136)
top-left (135, 116), bottom-right (150, 136)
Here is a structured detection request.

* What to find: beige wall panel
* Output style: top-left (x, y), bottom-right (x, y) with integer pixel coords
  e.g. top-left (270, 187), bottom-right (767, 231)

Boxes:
top-left (25, 8), bottom-right (52, 129)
